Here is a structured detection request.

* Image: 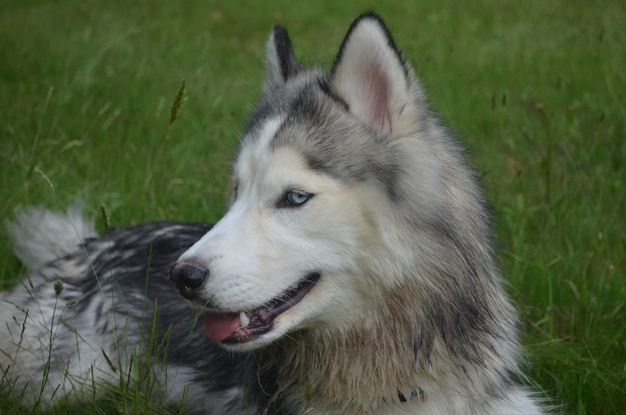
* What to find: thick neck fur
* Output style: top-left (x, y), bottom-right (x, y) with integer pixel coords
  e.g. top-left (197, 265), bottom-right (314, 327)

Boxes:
top-left (259, 273), bottom-right (520, 415)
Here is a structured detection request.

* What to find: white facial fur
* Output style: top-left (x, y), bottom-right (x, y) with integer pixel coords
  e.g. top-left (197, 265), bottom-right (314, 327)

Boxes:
top-left (178, 117), bottom-right (383, 349)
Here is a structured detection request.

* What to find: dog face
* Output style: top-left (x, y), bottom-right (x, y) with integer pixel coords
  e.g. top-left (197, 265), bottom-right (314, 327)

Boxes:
top-left (172, 15), bottom-right (428, 350)
top-left (176, 120), bottom-right (382, 350)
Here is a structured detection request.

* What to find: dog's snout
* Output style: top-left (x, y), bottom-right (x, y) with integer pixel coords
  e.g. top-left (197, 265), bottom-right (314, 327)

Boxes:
top-left (170, 262), bottom-right (208, 300)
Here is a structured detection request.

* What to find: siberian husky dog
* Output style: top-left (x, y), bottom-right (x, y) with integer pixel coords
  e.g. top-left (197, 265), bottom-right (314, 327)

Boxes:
top-left (1, 13), bottom-right (544, 415)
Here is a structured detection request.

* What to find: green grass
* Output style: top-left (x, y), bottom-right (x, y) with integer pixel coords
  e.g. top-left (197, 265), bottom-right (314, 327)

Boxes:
top-left (1, 0), bottom-right (624, 413)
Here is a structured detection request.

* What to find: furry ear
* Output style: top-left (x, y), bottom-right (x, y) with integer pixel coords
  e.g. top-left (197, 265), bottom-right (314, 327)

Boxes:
top-left (265, 26), bottom-right (301, 89)
top-left (331, 14), bottom-right (414, 137)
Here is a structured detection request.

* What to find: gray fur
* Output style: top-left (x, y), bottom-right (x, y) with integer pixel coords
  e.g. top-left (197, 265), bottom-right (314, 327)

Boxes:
top-left (1, 219), bottom-right (262, 414)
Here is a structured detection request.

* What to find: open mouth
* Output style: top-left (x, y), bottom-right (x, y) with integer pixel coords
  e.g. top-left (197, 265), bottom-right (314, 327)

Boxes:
top-left (203, 273), bottom-right (320, 344)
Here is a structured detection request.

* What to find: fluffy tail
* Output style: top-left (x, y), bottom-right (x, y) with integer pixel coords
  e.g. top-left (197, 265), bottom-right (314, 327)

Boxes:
top-left (5, 206), bottom-right (98, 274)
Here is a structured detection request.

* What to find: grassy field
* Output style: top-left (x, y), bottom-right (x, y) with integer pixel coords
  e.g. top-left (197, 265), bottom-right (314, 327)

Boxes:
top-left (1, 0), bottom-right (624, 414)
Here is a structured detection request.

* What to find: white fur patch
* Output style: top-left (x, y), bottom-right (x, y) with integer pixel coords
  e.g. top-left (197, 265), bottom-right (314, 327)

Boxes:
top-left (5, 206), bottom-right (97, 273)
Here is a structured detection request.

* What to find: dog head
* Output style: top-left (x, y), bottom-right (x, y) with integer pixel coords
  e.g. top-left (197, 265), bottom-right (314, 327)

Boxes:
top-left (170, 14), bottom-right (479, 351)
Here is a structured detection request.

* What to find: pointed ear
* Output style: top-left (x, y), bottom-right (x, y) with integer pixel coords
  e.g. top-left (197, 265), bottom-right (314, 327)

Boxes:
top-left (331, 14), bottom-right (416, 138)
top-left (265, 26), bottom-right (301, 89)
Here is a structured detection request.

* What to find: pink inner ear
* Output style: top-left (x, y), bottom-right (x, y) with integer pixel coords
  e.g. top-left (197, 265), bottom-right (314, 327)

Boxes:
top-left (364, 65), bottom-right (392, 136)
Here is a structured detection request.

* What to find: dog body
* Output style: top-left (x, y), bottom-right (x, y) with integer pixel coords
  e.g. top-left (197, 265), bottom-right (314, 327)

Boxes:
top-left (1, 14), bottom-right (543, 414)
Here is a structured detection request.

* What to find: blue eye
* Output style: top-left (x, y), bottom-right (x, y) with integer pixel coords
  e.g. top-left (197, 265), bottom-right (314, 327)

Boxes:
top-left (284, 190), bottom-right (312, 207)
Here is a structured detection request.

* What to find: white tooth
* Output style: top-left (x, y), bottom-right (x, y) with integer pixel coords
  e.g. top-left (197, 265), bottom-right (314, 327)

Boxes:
top-left (239, 311), bottom-right (250, 328)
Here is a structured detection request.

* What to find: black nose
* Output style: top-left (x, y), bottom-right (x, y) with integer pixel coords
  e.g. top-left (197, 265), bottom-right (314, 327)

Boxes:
top-left (170, 262), bottom-right (208, 300)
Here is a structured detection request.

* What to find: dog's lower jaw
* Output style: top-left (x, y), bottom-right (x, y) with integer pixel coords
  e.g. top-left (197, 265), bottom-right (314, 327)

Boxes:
top-left (203, 273), bottom-right (321, 347)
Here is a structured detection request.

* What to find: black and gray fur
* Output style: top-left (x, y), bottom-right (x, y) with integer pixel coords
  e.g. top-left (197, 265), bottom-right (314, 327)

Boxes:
top-left (1, 209), bottom-right (270, 413)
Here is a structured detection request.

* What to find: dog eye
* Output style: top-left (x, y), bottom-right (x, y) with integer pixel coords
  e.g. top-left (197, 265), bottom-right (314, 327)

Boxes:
top-left (282, 190), bottom-right (312, 207)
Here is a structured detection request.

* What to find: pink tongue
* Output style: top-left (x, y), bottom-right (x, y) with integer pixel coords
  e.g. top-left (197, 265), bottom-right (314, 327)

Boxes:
top-left (203, 312), bottom-right (241, 343)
